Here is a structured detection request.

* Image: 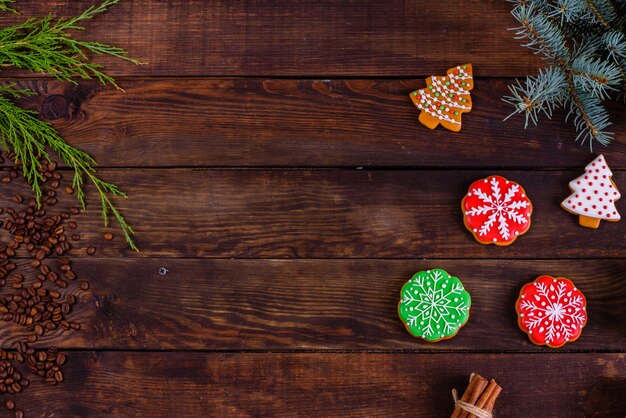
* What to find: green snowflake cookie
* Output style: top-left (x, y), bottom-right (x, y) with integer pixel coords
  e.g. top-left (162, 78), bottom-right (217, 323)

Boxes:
top-left (398, 269), bottom-right (471, 342)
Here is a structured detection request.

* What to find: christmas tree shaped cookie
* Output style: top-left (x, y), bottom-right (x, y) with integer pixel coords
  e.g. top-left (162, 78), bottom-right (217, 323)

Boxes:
top-left (409, 64), bottom-right (473, 132)
top-left (398, 269), bottom-right (471, 342)
top-left (561, 154), bottom-right (621, 228)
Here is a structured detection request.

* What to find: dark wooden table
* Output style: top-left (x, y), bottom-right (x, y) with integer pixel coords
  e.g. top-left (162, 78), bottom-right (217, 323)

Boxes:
top-left (2, 1), bottom-right (626, 416)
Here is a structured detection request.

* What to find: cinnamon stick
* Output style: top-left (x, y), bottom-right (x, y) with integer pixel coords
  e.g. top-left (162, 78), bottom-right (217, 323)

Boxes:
top-left (483, 384), bottom-right (502, 413)
top-left (450, 373), bottom-right (480, 418)
top-left (450, 373), bottom-right (502, 418)
top-left (470, 379), bottom-right (502, 417)
top-left (458, 375), bottom-right (488, 418)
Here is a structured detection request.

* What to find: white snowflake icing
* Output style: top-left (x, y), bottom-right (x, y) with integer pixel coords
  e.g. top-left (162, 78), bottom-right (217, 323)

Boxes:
top-left (519, 280), bottom-right (586, 345)
top-left (400, 270), bottom-right (470, 339)
top-left (465, 176), bottom-right (530, 240)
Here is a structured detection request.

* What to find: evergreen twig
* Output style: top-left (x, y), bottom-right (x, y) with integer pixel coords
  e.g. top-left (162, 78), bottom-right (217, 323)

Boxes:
top-left (0, 0), bottom-right (17, 14)
top-left (505, 0), bottom-right (626, 149)
top-left (0, 88), bottom-right (136, 249)
top-left (0, 0), bottom-right (142, 88)
top-left (0, 1), bottom-right (142, 249)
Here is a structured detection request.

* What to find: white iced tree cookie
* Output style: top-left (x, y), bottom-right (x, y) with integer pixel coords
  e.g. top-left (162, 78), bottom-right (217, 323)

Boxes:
top-left (561, 154), bottom-right (621, 228)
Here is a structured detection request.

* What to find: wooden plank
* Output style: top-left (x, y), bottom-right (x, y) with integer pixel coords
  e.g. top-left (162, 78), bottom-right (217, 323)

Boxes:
top-left (1, 168), bottom-right (620, 258)
top-left (1, 0), bottom-right (540, 77)
top-left (8, 352), bottom-right (625, 417)
top-left (2, 259), bottom-right (623, 351)
top-left (13, 78), bottom-right (626, 168)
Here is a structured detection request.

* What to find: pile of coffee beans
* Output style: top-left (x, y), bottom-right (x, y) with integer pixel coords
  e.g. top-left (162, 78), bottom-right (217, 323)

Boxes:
top-left (0, 152), bottom-right (103, 417)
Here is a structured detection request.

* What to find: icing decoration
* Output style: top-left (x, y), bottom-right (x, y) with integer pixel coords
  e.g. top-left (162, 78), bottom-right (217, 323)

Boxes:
top-left (561, 154), bottom-right (621, 229)
top-left (409, 64), bottom-right (473, 132)
top-left (516, 275), bottom-right (587, 348)
top-left (462, 175), bottom-right (532, 246)
top-left (398, 269), bottom-right (471, 342)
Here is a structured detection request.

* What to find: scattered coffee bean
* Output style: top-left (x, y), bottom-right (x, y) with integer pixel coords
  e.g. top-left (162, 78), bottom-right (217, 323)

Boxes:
top-left (0, 155), bottom-right (107, 414)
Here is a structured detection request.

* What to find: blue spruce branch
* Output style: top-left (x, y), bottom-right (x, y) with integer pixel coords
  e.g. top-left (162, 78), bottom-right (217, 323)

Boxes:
top-left (505, 0), bottom-right (626, 149)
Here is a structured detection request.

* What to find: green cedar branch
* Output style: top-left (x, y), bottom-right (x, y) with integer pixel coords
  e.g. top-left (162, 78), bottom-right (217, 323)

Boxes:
top-left (0, 0), bottom-right (143, 89)
top-left (0, 0), bottom-right (142, 249)
top-left (0, 0), bottom-right (16, 14)
top-left (0, 88), bottom-right (136, 250)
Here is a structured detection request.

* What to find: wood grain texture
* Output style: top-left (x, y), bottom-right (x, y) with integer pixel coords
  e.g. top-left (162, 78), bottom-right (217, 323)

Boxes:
top-left (1, 0), bottom-right (541, 77)
top-left (2, 168), bottom-right (620, 258)
top-left (7, 352), bottom-right (625, 417)
top-left (0, 259), bottom-right (622, 351)
top-left (11, 78), bottom-right (626, 168)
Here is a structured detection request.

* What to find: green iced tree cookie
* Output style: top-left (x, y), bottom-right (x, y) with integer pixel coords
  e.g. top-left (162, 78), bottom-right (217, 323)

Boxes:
top-left (398, 269), bottom-right (471, 342)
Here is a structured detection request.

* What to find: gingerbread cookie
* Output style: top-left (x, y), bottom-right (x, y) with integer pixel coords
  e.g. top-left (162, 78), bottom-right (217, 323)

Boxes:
top-left (516, 275), bottom-right (587, 348)
top-left (561, 154), bottom-right (621, 228)
top-left (398, 269), bottom-right (471, 342)
top-left (462, 175), bottom-right (532, 246)
top-left (409, 64), bottom-right (473, 132)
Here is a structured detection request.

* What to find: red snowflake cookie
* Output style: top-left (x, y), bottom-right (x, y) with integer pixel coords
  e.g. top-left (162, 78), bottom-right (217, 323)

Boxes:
top-left (516, 276), bottom-right (588, 348)
top-left (462, 175), bottom-right (532, 246)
